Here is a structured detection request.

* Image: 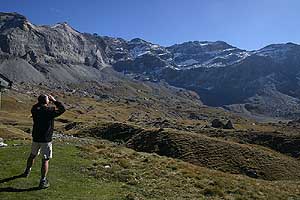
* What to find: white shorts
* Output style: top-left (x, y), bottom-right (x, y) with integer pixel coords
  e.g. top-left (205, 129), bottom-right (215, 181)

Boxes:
top-left (31, 142), bottom-right (52, 160)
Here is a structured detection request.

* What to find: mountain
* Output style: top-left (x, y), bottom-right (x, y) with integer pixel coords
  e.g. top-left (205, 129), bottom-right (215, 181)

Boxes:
top-left (109, 39), bottom-right (300, 119)
top-left (1, 12), bottom-right (300, 119)
top-left (0, 12), bottom-right (111, 84)
top-left (160, 43), bottom-right (300, 119)
top-left (167, 41), bottom-right (250, 69)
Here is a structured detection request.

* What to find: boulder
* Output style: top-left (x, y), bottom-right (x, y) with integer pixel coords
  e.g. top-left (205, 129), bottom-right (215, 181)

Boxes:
top-left (224, 120), bottom-right (234, 129)
top-left (211, 119), bottom-right (224, 128)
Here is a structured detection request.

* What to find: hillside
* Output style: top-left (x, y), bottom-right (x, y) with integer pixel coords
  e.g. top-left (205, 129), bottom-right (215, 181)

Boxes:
top-left (1, 86), bottom-right (300, 199)
top-left (78, 122), bottom-right (300, 181)
top-left (1, 139), bottom-right (300, 200)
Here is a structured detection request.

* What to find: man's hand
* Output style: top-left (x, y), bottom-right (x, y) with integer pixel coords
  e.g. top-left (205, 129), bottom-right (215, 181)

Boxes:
top-left (48, 95), bottom-right (56, 102)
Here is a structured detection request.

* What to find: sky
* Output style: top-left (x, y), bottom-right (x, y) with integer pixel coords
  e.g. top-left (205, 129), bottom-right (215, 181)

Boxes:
top-left (1, 0), bottom-right (300, 50)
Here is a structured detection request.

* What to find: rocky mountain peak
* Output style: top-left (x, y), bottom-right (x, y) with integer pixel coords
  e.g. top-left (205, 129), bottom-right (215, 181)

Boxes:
top-left (51, 22), bottom-right (69, 28)
top-left (126, 38), bottom-right (169, 59)
top-left (129, 38), bottom-right (148, 44)
top-left (50, 21), bottom-right (80, 36)
top-left (0, 12), bottom-right (33, 31)
top-left (0, 12), bottom-right (109, 72)
top-left (168, 40), bottom-right (235, 53)
top-left (259, 42), bottom-right (297, 51)
top-left (164, 40), bottom-right (246, 68)
top-left (0, 12), bottom-right (27, 22)
top-left (255, 42), bottom-right (300, 62)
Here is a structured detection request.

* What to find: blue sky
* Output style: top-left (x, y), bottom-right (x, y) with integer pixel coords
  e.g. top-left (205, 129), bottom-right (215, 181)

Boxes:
top-left (1, 0), bottom-right (300, 50)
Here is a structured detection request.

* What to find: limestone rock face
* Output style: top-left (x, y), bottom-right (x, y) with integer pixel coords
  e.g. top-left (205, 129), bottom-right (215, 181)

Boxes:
top-left (0, 12), bottom-right (111, 84)
top-left (0, 13), bottom-right (108, 66)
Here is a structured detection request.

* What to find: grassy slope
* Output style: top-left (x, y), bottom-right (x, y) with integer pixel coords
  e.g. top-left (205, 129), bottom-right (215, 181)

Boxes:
top-left (79, 122), bottom-right (300, 181)
top-left (1, 86), bottom-right (300, 199)
top-left (1, 140), bottom-right (300, 200)
top-left (126, 128), bottom-right (300, 181)
top-left (0, 85), bottom-right (280, 135)
top-left (0, 84), bottom-right (257, 131)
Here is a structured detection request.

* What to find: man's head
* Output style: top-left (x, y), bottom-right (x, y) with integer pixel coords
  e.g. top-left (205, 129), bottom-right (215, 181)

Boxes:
top-left (38, 94), bottom-right (49, 105)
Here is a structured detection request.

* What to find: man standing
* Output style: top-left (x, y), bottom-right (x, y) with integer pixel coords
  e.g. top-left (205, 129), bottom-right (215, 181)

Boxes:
top-left (22, 94), bottom-right (65, 189)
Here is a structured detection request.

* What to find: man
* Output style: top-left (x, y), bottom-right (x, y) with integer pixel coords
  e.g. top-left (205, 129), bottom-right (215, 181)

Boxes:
top-left (22, 94), bottom-right (65, 189)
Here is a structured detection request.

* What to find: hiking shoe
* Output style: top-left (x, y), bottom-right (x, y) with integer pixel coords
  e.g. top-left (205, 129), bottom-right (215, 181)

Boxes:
top-left (39, 178), bottom-right (50, 189)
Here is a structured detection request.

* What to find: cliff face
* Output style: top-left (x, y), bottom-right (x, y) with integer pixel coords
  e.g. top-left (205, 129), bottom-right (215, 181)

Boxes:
top-left (0, 12), bottom-right (113, 84)
top-left (0, 12), bottom-right (108, 66)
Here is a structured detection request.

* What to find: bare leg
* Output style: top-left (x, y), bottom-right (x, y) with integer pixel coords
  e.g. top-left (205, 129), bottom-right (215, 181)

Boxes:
top-left (25, 154), bottom-right (36, 172)
top-left (39, 159), bottom-right (50, 188)
top-left (41, 159), bottom-right (49, 179)
top-left (22, 154), bottom-right (36, 177)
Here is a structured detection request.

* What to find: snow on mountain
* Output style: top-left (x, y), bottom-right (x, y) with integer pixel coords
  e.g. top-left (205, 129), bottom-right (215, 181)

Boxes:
top-left (167, 41), bottom-right (251, 69)
top-left (128, 38), bottom-right (171, 59)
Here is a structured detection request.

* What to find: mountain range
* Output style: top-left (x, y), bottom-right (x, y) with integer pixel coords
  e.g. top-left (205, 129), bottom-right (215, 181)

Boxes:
top-left (1, 12), bottom-right (300, 119)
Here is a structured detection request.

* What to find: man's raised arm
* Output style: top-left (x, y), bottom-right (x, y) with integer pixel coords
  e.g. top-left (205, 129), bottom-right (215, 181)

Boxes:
top-left (48, 95), bottom-right (66, 118)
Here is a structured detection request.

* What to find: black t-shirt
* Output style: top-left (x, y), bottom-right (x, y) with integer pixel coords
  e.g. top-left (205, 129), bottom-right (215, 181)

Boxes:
top-left (31, 101), bottom-right (66, 142)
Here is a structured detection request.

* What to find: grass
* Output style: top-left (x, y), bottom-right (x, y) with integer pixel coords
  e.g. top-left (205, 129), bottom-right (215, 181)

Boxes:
top-left (1, 139), bottom-right (300, 200)
top-left (0, 140), bottom-right (126, 200)
top-left (79, 122), bottom-right (300, 181)
top-left (71, 140), bottom-right (300, 199)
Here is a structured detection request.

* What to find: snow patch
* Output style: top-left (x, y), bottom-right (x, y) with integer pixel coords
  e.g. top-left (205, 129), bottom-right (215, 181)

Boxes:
top-left (199, 42), bottom-right (209, 46)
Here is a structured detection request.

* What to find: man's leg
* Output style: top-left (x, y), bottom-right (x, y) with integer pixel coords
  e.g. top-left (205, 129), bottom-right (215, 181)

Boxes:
top-left (39, 159), bottom-right (50, 188)
top-left (22, 142), bottom-right (40, 177)
top-left (22, 154), bottom-right (36, 177)
top-left (26, 153), bottom-right (36, 170)
top-left (41, 159), bottom-right (49, 179)
top-left (39, 142), bottom-right (52, 188)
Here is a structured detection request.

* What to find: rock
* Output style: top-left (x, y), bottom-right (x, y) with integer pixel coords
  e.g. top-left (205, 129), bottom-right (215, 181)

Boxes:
top-left (288, 118), bottom-right (300, 126)
top-left (65, 122), bottom-right (82, 131)
top-left (245, 168), bottom-right (258, 179)
top-left (211, 119), bottom-right (224, 128)
top-left (125, 193), bottom-right (138, 200)
top-left (224, 120), bottom-right (234, 129)
top-left (0, 137), bottom-right (8, 147)
top-left (189, 113), bottom-right (201, 120)
top-left (0, 12), bottom-right (108, 84)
